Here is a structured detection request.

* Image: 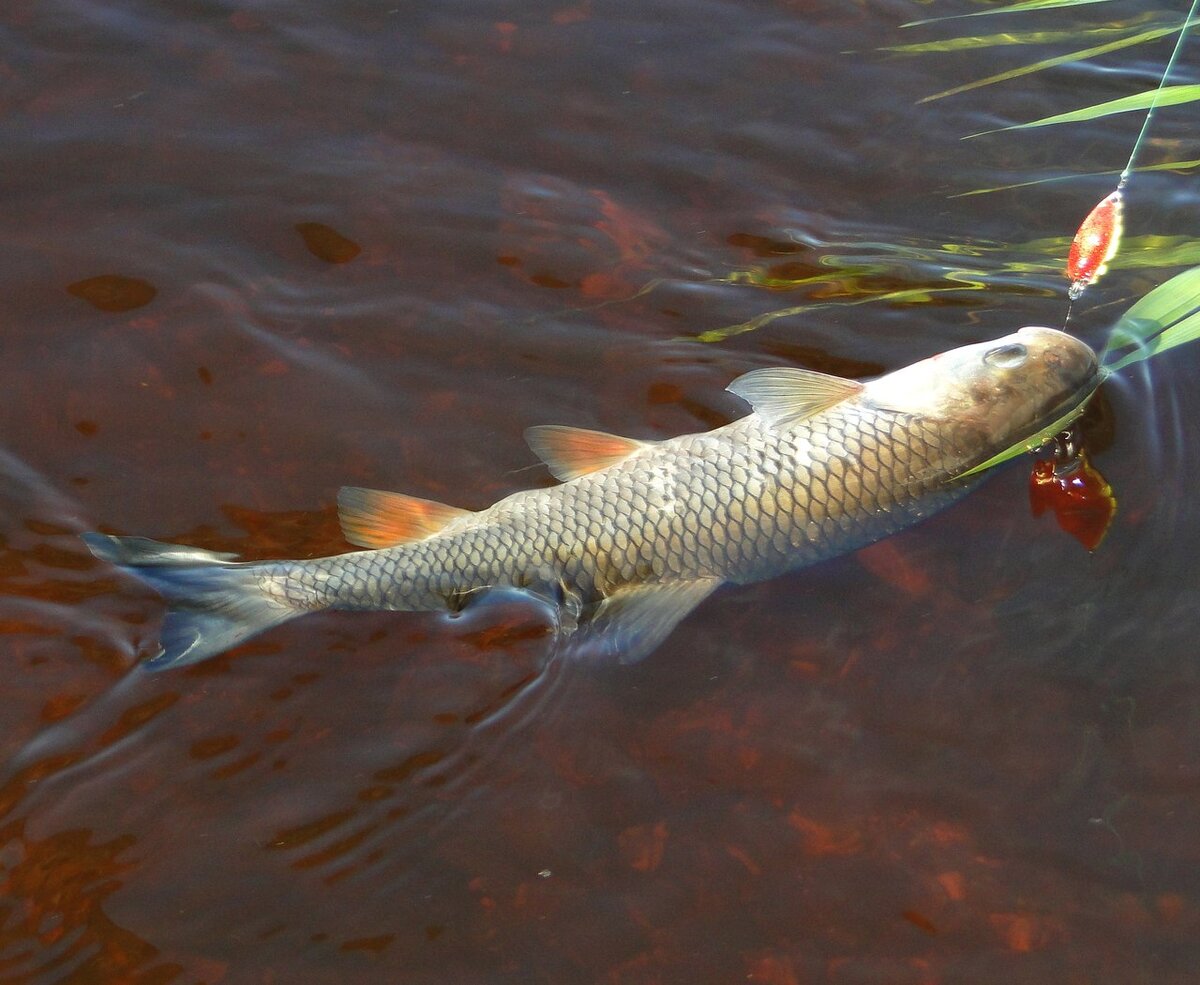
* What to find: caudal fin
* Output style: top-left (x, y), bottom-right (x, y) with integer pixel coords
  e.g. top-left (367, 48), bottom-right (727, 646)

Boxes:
top-left (82, 533), bottom-right (300, 670)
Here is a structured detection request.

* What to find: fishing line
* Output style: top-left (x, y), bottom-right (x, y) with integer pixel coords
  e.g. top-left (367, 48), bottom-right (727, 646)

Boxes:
top-left (1118, 0), bottom-right (1200, 188)
top-left (1065, 0), bottom-right (1200, 311)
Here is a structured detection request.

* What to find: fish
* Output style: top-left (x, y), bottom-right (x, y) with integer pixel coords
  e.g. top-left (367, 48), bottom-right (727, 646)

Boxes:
top-left (83, 326), bottom-right (1100, 670)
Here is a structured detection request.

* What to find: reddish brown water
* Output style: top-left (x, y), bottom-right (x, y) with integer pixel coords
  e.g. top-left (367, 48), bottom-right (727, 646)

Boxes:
top-left (3, 1), bottom-right (1200, 982)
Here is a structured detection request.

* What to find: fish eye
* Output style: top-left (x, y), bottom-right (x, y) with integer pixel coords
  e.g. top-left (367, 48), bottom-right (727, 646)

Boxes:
top-left (983, 342), bottom-right (1028, 369)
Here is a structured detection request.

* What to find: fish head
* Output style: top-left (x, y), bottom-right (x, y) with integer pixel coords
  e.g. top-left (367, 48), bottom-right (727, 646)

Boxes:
top-left (864, 326), bottom-right (1101, 449)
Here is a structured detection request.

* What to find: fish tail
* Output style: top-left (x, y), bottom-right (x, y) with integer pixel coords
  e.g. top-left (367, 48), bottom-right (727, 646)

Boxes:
top-left (82, 533), bottom-right (302, 670)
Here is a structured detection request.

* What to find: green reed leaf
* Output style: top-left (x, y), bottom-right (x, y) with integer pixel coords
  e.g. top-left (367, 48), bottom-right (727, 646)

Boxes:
top-left (904, 0), bottom-right (1119, 29)
top-left (1106, 310), bottom-right (1200, 370)
top-left (880, 20), bottom-right (1153, 55)
top-left (967, 84), bottom-right (1200, 136)
top-left (951, 158), bottom-right (1200, 197)
top-left (922, 21), bottom-right (1196, 102)
top-left (1111, 266), bottom-right (1200, 339)
top-left (684, 285), bottom-right (980, 343)
top-left (1103, 266), bottom-right (1200, 368)
top-left (1150, 308), bottom-right (1200, 351)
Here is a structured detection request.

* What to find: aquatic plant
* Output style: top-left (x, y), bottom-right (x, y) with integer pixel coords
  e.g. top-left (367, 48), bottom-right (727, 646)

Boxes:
top-left (690, 0), bottom-right (1200, 343)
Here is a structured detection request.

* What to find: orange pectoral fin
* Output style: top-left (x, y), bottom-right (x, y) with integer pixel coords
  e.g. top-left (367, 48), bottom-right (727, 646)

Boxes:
top-left (337, 487), bottom-right (472, 548)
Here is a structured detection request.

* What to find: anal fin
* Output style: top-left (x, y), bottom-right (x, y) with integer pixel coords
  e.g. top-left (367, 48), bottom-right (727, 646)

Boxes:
top-left (338, 487), bottom-right (472, 549)
top-left (558, 577), bottom-right (721, 665)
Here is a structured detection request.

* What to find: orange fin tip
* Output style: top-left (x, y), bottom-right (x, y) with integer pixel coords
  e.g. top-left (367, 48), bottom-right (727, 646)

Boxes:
top-left (524, 425), bottom-right (650, 481)
top-left (337, 487), bottom-right (471, 548)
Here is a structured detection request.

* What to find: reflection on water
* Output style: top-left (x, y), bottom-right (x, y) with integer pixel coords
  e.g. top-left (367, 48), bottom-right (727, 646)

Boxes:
top-left (3, 0), bottom-right (1200, 981)
top-left (66, 276), bottom-right (159, 313)
top-left (295, 223), bottom-right (362, 265)
top-left (0, 823), bottom-right (185, 984)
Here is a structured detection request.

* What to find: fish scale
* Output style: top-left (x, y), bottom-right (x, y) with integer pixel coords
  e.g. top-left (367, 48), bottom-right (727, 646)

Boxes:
top-left (273, 403), bottom-right (980, 617)
top-left (82, 326), bottom-right (1101, 669)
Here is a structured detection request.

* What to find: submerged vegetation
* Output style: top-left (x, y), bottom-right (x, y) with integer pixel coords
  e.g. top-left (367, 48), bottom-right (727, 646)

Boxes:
top-left (684, 0), bottom-right (1200, 343)
top-left (686, 233), bottom-right (1200, 344)
top-left (901, 0), bottom-right (1200, 191)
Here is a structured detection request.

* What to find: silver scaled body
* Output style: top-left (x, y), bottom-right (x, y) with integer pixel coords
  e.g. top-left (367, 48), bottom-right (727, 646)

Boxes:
top-left (82, 325), bottom-right (1101, 669)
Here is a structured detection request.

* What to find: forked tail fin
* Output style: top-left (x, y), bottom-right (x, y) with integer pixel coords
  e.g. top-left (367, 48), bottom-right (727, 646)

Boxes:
top-left (82, 533), bottom-right (301, 670)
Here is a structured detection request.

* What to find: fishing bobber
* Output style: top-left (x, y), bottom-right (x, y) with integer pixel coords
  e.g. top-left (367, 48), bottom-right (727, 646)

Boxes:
top-left (1067, 190), bottom-right (1124, 300)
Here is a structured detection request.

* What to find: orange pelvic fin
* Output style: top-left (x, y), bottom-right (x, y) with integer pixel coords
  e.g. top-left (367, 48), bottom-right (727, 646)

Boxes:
top-left (524, 425), bottom-right (650, 481)
top-left (337, 487), bottom-right (472, 548)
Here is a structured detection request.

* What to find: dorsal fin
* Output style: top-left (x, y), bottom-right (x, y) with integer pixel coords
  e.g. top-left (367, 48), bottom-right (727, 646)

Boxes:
top-left (726, 367), bottom-right (864, 427)
top-left (524, 425), bottom-right (650, 481)
top-left (337, 487), bottom-right (471, 548)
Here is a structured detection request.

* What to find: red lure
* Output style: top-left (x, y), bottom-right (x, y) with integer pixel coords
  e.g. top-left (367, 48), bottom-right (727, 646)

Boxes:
top-left (1050, 192), bottom-right (1121, 548)
top-left (1029, 448), bottom-right (1116, 551)
top-left (1066, 190), bottom-right (1124, 300)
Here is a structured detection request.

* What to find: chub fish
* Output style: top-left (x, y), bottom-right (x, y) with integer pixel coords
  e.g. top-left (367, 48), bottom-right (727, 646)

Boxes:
top-left (84, 326), bottom-right (1100, 669)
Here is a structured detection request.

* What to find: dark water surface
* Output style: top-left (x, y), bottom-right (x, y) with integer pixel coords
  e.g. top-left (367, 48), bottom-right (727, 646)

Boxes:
top-left (3, 0), bottom-right (1200, 981)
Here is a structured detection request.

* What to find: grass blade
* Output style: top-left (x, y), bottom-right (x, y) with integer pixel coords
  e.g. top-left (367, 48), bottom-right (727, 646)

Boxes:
top-left (880, 20), bottom-right (1154, 55)
top-left (966, 84), bottom-right (1200, 136)
top-left (922, 22), bottom-right (1196, 102)
top-left (1110, 266), bottom-right (1200, 340)
top-left (1103, 265), bottom-right (1200, 367)
top-left (951, 158), bottom-right (1200, 197)
top-left (1107, 309), bottom-right (1200, 370)
top-left (904, 0), bottom-right (1118, 29)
